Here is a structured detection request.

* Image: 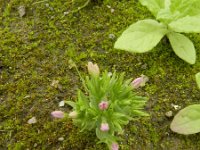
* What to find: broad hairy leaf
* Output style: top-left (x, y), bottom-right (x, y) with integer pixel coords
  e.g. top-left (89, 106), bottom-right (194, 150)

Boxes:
top-left (139, 0), bottom-right (165, 17)
top-left (195, 72), bottom-right (200, 89)
top-left (156, 8), bottom-right (180, 24)
top-left (157, 0), bottom-right (200, 23)
top-left (114, 19), bottom-right (168, 53)
top-left (171, 104), bottom-right (200, 135)
top-left (167, 32), bottom-right (196, 64)
top-left (169, 15), bottom-right (200, 33)
top-left (170, 0), bottom-right (200, 17)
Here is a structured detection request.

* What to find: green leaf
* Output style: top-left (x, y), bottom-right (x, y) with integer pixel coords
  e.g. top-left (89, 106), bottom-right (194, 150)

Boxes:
top-left (195, 72), bottom-right (200, 89)
top-left (157, 0), bottom-right (200, 23)
top-left (167, 32), bottom-right (196, 64)
top-left (164, 0), bottom-right (171, 9)
top-left (170, 0), bottom-right (200, 17)
top-left (114, 19), bottom-right (168, 53)
top-left (132, 110), bottom-right (149, 117)
top-left (65, 101), bottom-right (76, 108)
top-left (170, 104), bottom-right (200, 135)
top-left (169, 15), bottom-right (200, 33)
top-left (156, 8), bottom-right (180, 24)
top-left (139, 0), bottom-right (165, 17)
top-left (96, 128), bottom-right (109, 140)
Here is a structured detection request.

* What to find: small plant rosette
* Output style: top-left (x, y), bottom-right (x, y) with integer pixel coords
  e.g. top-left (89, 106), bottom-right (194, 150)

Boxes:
top-left (66, 62), bottom-right (148, 149)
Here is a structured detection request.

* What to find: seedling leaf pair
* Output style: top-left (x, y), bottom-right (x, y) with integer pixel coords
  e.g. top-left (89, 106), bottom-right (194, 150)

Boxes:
top-left (115, 0), bottom-right (200, 64)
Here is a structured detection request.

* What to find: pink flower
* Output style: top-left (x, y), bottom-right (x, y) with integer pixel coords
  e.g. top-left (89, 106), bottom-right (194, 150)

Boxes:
top-left (87, 62), bottom-right (100, 76)
top-left (68, 111), bottom-right (77, 119)
top-left (100, 123), bottom-right (109, 132)
top-left (111, 143), bottom-right (119, 150)
top-left (51, 111), bottom-right (65, 119)
top-left (131, 75), bottom-right (149, 89)
top-left (98, 101), bottom-right (109, 110)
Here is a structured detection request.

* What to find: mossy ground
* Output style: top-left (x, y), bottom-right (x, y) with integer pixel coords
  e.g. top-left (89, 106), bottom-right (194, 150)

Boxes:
top-left (1, 0), bottom-right (200, 149)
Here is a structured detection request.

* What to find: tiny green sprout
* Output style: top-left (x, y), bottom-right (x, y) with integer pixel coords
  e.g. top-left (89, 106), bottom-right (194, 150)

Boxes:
top-left (115, 0), bottom-right (200, 64)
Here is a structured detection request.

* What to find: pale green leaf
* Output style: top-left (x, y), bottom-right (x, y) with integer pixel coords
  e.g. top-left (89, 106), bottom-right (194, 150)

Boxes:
top-left (158, 0), bottom-right (200, 23)
top-left (164, 0), bottom-right (171, 9)
top-left (65, 101), bottom-right (76, 108)
top-left (170, 104), bottom-right (200, 135)
top-left (170, 0), bottom-right (200, 17)
top-left (96, 128), bottom-right (109, 140)
top-left (169, 15), bottom-right (200, 33)
top-left (167, 32), bottom-right (196, 64)
top-left (114, 19), bottom-right (168, 53)
top-left (139, 0), bottom-right (165, 17)
top-left (195, 72), bottom-right (200, 89)
top-left (156, 8), bottom-right (180, 23)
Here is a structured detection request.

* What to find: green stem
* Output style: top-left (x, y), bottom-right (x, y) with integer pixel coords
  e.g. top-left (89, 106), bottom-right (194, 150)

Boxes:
top-left (32, 0), bottom-right (49, 5)
top-left (74, 63), bottom-right (89, 92)
top-left (71, 0), bottom-right (91, 13)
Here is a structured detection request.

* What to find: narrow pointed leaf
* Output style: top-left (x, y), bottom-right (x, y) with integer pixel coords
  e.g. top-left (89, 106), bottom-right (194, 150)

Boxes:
top-left (65, 101), bottom-right (76, 108)
top-left (114, 19), bottom-right (168, 53)
top-left (167, 32), bottom-right (196, 64)
top-left (170, 104), bottom-right (200, 134)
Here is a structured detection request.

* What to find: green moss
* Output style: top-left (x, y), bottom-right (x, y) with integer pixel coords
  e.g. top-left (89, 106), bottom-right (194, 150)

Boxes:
top-left (1, 0), bottom-right (200, 149)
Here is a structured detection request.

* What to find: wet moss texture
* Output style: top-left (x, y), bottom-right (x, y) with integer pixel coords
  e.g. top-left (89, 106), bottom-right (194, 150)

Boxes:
top-left (1, 0), bottom-right (200, 149)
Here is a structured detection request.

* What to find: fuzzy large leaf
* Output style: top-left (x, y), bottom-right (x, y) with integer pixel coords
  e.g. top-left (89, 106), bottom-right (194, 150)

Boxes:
top-left (170, 0), bottom-right (200, 17)
top-left (139, 0), bottom-right (165, 17)
top-left (171, 104), bottom-right (200, 134)
top-left (169, 15), bottom-right (200, 33)
top-left (167, 32), bottom-right (196, 64)
top-left (195, 72), bottom-right (200, 89)
top-left (114, 19), bottom-right (168, 53)
top-left (156, 8), bottom-right (181, 24)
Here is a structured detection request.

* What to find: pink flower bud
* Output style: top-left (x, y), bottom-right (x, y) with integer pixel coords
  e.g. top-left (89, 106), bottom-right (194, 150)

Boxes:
top-left (51, 111), bottom-right (65, 119)
top-left (98, 101), bottom-right (109, 110)
top-left (100, 123), bottom-right (109, 132)
top-left (131, 75), bottom-right (149, 89)
top-left (69, 111), bottom-right (77, 119)
top-left (87, 62), bottom-right (100, 76)
top-left (111, 143), bottom-right (119, 150)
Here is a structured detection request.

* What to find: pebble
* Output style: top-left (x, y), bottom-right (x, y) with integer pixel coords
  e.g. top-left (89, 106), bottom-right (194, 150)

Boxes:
top-left (58, 137), bottom-right (64, 141)
top-left (64, 11), bottom-right (69, 15)
top-left (18, 6), bottom-right (26, 17)
top-left (171, 103), bottom-right (181, 110)
top-left (111, 9), bottom-right (115, 13)
top-left (34, 143), bottom-right (37, 147)
top-left (27, 117), bottom-right (37, 124)
top-left (59, 100), bottom-right (65, 107)
top-left (106, 5), bottom-right (111, 9)
top-left (165, 111), bottom-right (173, 117)
top-left (109, 34), bottom-right (115, 39)
top-left (51, 80), bottom-right (59, 88)
top-left (45, 3), bottom-right (49, 7)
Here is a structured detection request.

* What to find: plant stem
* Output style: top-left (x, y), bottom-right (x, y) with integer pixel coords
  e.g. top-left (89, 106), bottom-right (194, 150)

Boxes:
top-left (32, 0), bottom-right (48, 5)
top-left (74, 63), bottom-right (89, 92)
top-left (71, 0), bottom-right (91, 13)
